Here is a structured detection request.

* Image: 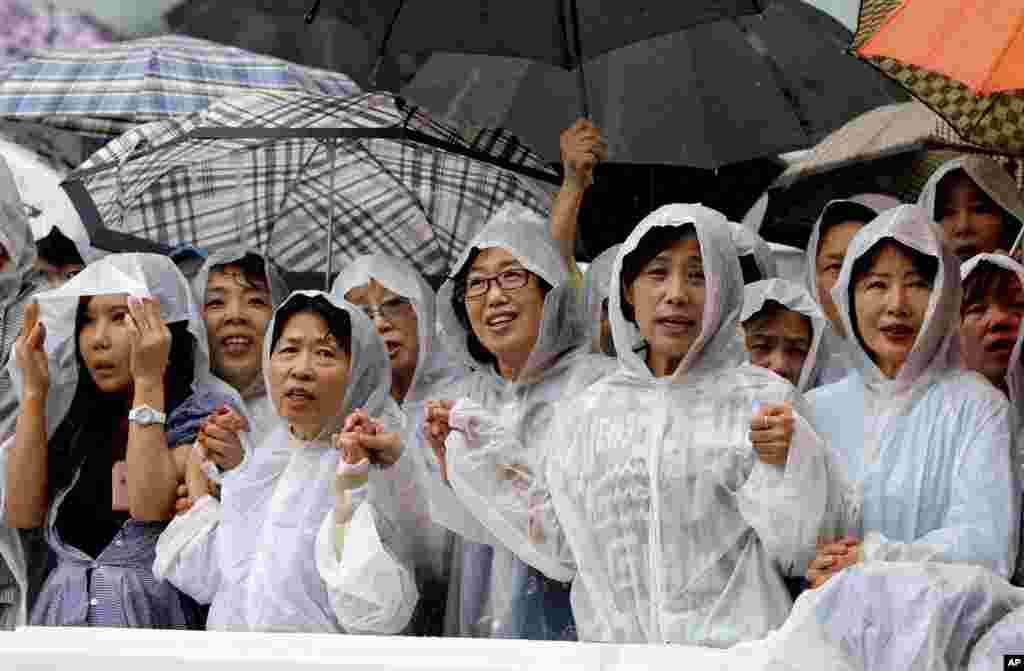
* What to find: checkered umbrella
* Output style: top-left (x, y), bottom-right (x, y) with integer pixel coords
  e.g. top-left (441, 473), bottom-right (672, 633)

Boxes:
top-left (0, 34), bottom-right (361, 137)
top-left (853, 0), bottom-right (1024, 156)
top-left (61, 90), bottom-right (557, 283)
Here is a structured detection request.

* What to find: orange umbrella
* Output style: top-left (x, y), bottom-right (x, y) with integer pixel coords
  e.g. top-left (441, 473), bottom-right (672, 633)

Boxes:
top-left (853, 0), bottom-right (1024, 156)
top-left (857, 0), bottom-right (1024, 95)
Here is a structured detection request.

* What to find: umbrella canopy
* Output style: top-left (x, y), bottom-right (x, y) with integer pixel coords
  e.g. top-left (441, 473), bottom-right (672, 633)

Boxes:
top-left (0, 1), bottom-right (118, 64)
top-left (853, 0), bottom-right (1024, 156)
top-left (756, 100), bottom-right (1024, 248)
top-left (402, 0), bottom-right (907, 168)
top-left (321, 0), bottom-right (765, 71)
top-left (34, 0), bottom-right (177, 37)
top-left (61, 90), bottom-right (557, 283)
top-left (0, 34), bottom-right (361, 137)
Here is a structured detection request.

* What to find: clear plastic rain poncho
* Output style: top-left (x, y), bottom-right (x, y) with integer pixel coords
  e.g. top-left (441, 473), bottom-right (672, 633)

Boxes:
top-left (741, 279), bottom-right (828, 393)
top-left (961, 252), bottom-right (1024, 585)
top-left (581, 244), bottom-right (620, 353)
top-left (918, 155), bottom-right (1024, 246)
top-left (746, 562), bottom-right (1024, 671)
top-left (154, 291), bottom-right (422, 634)
top-left (807, 205), bottom-right (1018, 577)
top-left (804, 195), bottom-right (902, 388)
top-left (1, 252), bottom-right (217, 628)
top-left (330, 253), bottom-right (466, 623)
top-left (183, 249), bottom-right (290, 481)
top-left (727, 220), bottom-right (777, 281)
top-left (446, 203), bottom-right (836, 646)
top-left (431, 202), bottom-right (610, 640)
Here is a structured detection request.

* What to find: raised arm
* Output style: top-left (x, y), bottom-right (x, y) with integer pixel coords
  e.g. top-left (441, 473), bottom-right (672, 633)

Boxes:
top-left (5, 303), bottom-right (51, 528)
top-left (550, 120), bottom-right (607, 275)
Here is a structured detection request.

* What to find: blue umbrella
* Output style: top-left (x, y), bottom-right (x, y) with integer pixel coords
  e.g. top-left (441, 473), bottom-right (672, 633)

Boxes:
top-left (0, 34), bottom-right (361, 137)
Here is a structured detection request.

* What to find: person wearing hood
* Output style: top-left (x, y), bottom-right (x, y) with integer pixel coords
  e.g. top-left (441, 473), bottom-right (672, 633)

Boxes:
top-left (422, 202), bottom-right (611, 641)
top-left (172, 250), bottom-right (290, 486)
top-left (330, 253), bottom-right (465, 635)
top-left (741, 279), bottom-right (827, 393)
top-left (918, 155), bottom-right (1024, 264)
top-left (155, 291), bottom-right (422, 634)
top-left (805, 205), bottom-right (1018, 588)
top-left (581, 244), bottom-right (620, 356)
top-left (1, 253), bottom-right (214, 628)
top-left (959, 253), bottom-right (1024, 586)
top-left (806, 195), bottom-right (903, 387)
top-left (437, 203), bottom-right (835, 646)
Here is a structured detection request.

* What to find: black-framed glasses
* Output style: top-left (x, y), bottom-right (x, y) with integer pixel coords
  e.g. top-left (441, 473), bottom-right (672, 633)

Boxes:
top-left (361, 296), bottom-right (413, 322)
top-left (462, 268), bottom-right (532, 300)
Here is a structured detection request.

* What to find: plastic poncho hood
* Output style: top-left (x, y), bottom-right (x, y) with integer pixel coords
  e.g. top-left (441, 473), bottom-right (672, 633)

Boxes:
top-left (263, 291), bottom-right (395, 442)
top-left (918, 155), bottom-right (1024, 239)
top-left (609, 203), bottom-right (746, 381)
top-left (727, 220), bottom-right (776, 280)
top-left (437, 202), bottom-right (586, 378)
top-left (831, 204), bottom-right (962, 392)
top-left (0, 154), bottom-right (35, 301)
top-left (581, 244), bottom-right (620, 350)
top-left (741, 278), bottom-right (828, 392)
top-left (332, 253), bottom-right (457, 405)
top-left (7, 253), bottom-right (214, 439)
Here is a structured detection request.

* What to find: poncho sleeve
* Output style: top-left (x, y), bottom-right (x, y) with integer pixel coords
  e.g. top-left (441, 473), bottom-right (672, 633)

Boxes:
top-left (861, 403), bottom-right (1018, 578)
top-left (152, 495), bottom-right (223, 605)
top-left (445, 397), bottom-right (576, 584)
top-left (315, 423), bottom-right (423, 635)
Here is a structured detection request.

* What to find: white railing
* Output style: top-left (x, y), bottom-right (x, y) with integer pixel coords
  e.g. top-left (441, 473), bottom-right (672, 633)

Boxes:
top-left (0, 627), bottom-right (742, 671)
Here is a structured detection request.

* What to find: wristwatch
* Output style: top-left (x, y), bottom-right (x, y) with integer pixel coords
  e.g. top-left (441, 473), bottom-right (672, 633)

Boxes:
top-left (128, 405), bottom-right (167, 427)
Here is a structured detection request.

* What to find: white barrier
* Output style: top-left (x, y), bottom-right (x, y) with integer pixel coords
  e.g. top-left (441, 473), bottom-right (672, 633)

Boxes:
top-left (0, 628), bottom-right (743, 671)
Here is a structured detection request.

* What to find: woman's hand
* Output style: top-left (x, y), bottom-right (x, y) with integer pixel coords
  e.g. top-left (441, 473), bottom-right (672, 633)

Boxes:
top-left (750, 402), bottom-right (794, 466)
top-left (424, 400), bottom-right (455, 484)
top-left (336, 409), bottom-right (403, 468)
top-left (125, 296), bottom-right (172, 388)
top-left (14, 301), bottom-right (49, 399)
top-left (175, 443), bottom-right (214, 513)
top-left (560, 119), bottom-right (608, 191)
top-left (198, 406), bottom-right (248, 471)
top-left (806, 537), bottom-right (862, 589)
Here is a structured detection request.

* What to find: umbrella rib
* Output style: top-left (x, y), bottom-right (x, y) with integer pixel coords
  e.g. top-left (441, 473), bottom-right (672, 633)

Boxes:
top-left (266, 140), bottom-right (326, 247)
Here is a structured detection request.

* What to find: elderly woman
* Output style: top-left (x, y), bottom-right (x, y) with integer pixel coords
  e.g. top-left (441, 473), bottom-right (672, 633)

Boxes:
top-left (2, 253), bottom-right (212, 628)
top-left (805, 206), bottom-right (1017, 588)
top-left (440, 204), bottom-right (834, 646)
top-left (331, 254), bottom-right (464, 634)
top-left (805, 195), bottom-right (902, 387)
top-left (918, 155), bottom-right (1024, 264)
top-left (155, 291), bottom-right (421, 633)
top-left (423, 202), bottom-right (612, 640)
top-left (741, 279), bottom-right (827, 392)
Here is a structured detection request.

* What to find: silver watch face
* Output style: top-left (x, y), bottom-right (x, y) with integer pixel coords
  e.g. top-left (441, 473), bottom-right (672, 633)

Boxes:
top-left (131, 407), bottom-right (164, 425)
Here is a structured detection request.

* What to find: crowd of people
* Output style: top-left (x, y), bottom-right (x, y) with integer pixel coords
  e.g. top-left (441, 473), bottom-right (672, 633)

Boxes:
top-left (0, 118), bottom-right (1021, 658)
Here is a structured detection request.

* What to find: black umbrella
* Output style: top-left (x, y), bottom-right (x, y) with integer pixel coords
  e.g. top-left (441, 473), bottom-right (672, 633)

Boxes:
top-left (401, 0), bottom-right (907, 168)
top-left (307, 0), bottom-right (767, 115)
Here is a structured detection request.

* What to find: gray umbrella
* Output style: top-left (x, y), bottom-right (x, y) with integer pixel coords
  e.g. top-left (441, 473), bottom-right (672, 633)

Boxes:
top-left (402, 0), bottom-right (907, 168)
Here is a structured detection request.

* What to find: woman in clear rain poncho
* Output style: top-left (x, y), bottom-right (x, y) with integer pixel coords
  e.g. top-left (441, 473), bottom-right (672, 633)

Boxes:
top-left (154, 291), bottom-right (422, 634)
top-left (441, 203), bottom-right (834, 646)
top-left (741, 279), bottom-right (827, 393)
top-left (805, 195), bottom-right (902, 388)
top-left (330, 253), bottom-right (465, 634)
top-left (423, 202), bottom-right (611, 641)
top-left (918, 155), bottom-right (1024, 264)
top-left (169, 250), bottom-right (290, 490)
top-left (805, 205), bottom-right (1018, 589)
top-left (959, 253), bottom-right (1024, 586)
top-left (1, 253), bottom-right (216, 628)
top-left (581, 244), bottom-right (621, 356)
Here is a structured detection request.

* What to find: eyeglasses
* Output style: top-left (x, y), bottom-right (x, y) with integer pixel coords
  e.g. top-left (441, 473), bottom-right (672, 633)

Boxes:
top-left (462, 268), bottom-right (532, 300)
top-left (361, 297), bottom-right (413, 322)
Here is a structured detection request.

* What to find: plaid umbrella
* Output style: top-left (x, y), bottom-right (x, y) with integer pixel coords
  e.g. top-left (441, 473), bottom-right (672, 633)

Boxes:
top-left (0, 1), bottom-right (118, 64)
top-left (0, 34), bottom-right (361, 137)
top-left (61, 90), bottom-right (557, 284)
top-left (853, 0), bottom-right (1024, 156)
